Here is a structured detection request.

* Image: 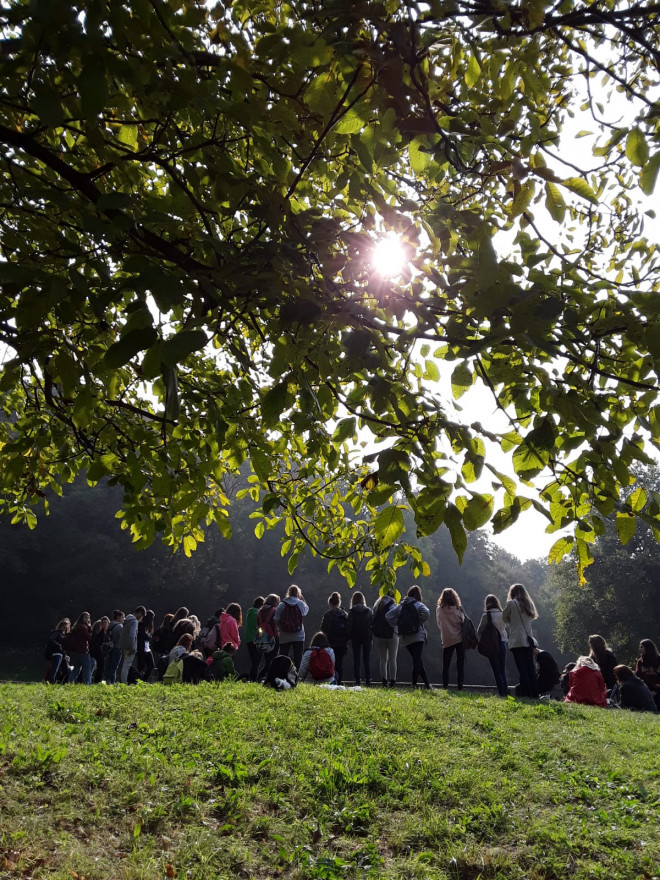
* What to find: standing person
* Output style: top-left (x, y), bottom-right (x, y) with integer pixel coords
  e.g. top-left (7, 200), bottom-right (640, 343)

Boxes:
top-left (635, 639), bottom-right (660, 711)
top-left (206, 604), bottom-right (242, 653)
top-left (66, 612), bottom-right (93, 684)
top-left (564, 656), bottom-right (608, 707)
top-left (245, 597), bottom-right (264, 681)
top-left (372, 592), bottom-right (398, 687)
top-left (104, 610), bottom-right (125, 684)
top-left (136, 609), bottom-right (155, 681)
top-left (274, 585), bottom-right (309, 669)
top-left (320, 592), bottom-right (349, 685)
top-left (588, 635), bottom-right (618, 692)
top-left (386, 585), bottom-right (431, 689)
top-left (257, 594), bottom-right (280, 681)
top-left (151, 612), bottom-right (175, 660)
top-left (89, 616), bottom-right (110, 684)
top-left (346, 592), bottom-right (373, 686)
top-left (436, 588), bottom-right (465, 691)
top-left (502, 583), bottom-right (539, 698)
top-left (119, 606), bottom-right (146, 684)
top-left (44, 618), bottom-right (70, 684)
top-left (477, 595), bottom-right (508, 697)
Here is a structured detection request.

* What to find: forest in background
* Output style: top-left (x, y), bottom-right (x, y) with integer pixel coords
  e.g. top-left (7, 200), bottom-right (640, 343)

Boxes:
top-left (1, 469), bottom-right (658, 684)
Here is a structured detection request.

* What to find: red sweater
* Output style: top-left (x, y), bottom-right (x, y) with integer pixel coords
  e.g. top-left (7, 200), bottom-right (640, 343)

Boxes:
top-left (564, 665), bottom-right (607, 707)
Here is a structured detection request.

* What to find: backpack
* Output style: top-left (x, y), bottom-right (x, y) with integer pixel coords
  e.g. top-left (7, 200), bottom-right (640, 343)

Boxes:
top-left (477, 611), bottom-right (501, 659)
top-left (162, 657), bottom-right (183, 685)
top-left (327, 609), bottom-right (348, 646)
top-left (461, 609), bottom-right (479, 651)
top-left (101, 624), bottom-right (116, 656)
top-left (308, 647), bottom-right (334, 681)
top-left (372, 597), bottom-right (395, 639)
top-left (279, 601), bottom-right (303, 633)
top-left (397, 598), bottom-right (420, 636)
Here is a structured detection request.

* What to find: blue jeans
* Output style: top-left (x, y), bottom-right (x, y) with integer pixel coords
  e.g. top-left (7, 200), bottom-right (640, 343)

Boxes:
top-left (68, 652), bottom-right (93, 684)
top-left (47, 653), bottom-right (63, 683)
top-left (489, 642), bottom-right (509, 697)
top-left (105, 646), bottom-right (122, 683)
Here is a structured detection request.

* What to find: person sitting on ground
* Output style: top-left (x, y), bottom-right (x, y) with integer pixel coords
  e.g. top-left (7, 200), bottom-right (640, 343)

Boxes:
top-left (588, 634), bottom-right (618, 692)
top-left (560, 662), bottom-right (576, 697)
top-left (208, 643), bottom-right (237, 681)
top-left (298, 631), bottom-right (336, 685)
top-left (635, 639), bottom-right (660, 711)
top-left (533, 640), bottom-right (561, 696)
top-left (162, 633), bottom-right (194, 685)
top-left (183, 648), bottom-right (212, 684)
top-left (612, 664), bottom-right (657, 713)
top-left (564, 656), bottom-right (608, 707)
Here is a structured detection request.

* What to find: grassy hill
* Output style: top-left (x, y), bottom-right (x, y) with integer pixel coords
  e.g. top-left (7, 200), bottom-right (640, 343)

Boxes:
top-left (0, 683), bottom-right (658, 879)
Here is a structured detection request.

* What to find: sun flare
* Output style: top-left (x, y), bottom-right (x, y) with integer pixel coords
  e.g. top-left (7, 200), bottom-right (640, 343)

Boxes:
top-left (371, 234), bottom-right (408, 278)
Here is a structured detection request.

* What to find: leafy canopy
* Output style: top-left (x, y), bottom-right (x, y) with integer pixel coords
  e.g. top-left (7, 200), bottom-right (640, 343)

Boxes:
top-left (1, 0), bottom-right (660, 587)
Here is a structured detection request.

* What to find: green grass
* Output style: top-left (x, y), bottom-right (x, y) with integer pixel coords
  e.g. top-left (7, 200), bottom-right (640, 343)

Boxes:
top-left (0, 683), bottom-right (658, 880)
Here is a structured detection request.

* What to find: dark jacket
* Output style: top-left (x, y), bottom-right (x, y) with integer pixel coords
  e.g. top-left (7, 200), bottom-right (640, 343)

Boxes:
top-left (45, 629), bottom-right (65, 660)
top-left (347, 604), bottom-right (373, 642)
top-left (618, 676), bottom-right (657, 713)
top-left (594, 650), bottom-right (618, 690)
top-left (536, 650), bottom-right (560, 694)
top-left (65, 623), bottom-right (91, 655)
top-left (320, 607), bottom-right (349, 648)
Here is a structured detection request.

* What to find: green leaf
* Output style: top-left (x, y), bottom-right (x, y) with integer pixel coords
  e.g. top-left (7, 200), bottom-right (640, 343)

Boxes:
top-left (79, 61), bottom-right (107, 119)
top-left (548, 536), bottom-right (574, 564)
top-left (444, 504), bottom-right (467, 563)
top-left (333, 417), bottom-right (356, 444)
top-left (450, 362), bottom-right (472, 399)
top-left (261, 383), bottom-right (290, 428)
top-left (161, 330), bottom-right (208, 367)
top-left (544, 182), bottom-right (566, 223)
top-left (640, 153), bottom-right (660, 195)
top-left (101, 328), bottom-right (158, 370)
top-left (118, 124), bottom-right (138, 150)
top-left (616, 512), bottom-right (637, 545)
top-left (374, 505), bottom-right (405, 549)
top-left (462, 493), bottom-right (494, 530)
top-left (424, 359), bottom-right (440, 382)
top-left (334, 110), bottom-right (363, 134)
top-left (465, 54), bottom-right (482, 88)
top-left (629, 487), bottom-right (647, 512)
top-left (626, 127), bottom-right (649, 167)
top-left (560, 176), bottom-right (598, 204)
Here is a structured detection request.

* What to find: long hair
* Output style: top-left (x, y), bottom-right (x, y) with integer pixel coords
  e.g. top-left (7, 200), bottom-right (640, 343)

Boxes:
top-left (639, 639), bottom-right (660, 665)
top-left (407, 585), bottom-right (422, 602)
top-left (588, 634), bottom-right (609, 664)
top-left (175, 633), bottom-right (193, 652)
top-left (438, 588), bottom-right (460, 608)
top-left (484, 594), bottom-right (502, 611)
top-left (172, 606), bottom-right (189, 625)
top-left (351, 591), bottom-right (366, 607)
top-left (310, 631), bottom-right (330, 649)
top-left (287, 584), bottom-right (301, 599)
top-left (507, 583), bottom-right (538, 619)
top-left (73, 612), bottom-right (91, 629)
top-left (226, 603), bottom-right (242, 626)
top-left (264, 593), bottom-right (280, 607)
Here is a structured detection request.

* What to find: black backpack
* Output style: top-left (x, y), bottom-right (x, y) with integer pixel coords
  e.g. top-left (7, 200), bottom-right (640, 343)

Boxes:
top-left (328, 609), bottom-right (348, 646)
top-left (397, 598), bottom-right (420, 637)
top-left (264, 654), bottom-right (298, 689)
top-left (372, 597), bottom-right (395, 639)
top-left (461, 608), bottom-right (479, 651)
top-left (477, 611), bottom-right (501, 659)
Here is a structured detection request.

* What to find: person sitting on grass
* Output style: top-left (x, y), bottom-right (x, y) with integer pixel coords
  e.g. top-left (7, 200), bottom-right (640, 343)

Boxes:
top-left (298, 632), bottom-right (336, 685)
top-left (564, 656), bottom-right (607, 708)
top-left (612, 664), bottom-right (657, 713)
top-left (635, 639), bottom-right (660, 711)
top-left (588, 634), bottom-right (618, 692)
top-left (208, 643), bottom-right (237, 681)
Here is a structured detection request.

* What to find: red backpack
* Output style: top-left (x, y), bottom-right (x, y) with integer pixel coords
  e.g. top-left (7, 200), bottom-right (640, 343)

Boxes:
top-left (308, 647), bottom-right (334, 681)
top-left (279, 601), bottom-right (303, 633)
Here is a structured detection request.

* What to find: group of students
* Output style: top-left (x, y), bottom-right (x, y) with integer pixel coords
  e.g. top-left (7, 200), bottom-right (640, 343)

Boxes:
top-left (42, 582), bottom-right (660, 712)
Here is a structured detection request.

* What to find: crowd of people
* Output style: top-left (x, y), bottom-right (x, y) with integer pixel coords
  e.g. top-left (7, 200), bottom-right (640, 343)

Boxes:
top-left (42, 582), bottom-right (659, 713)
